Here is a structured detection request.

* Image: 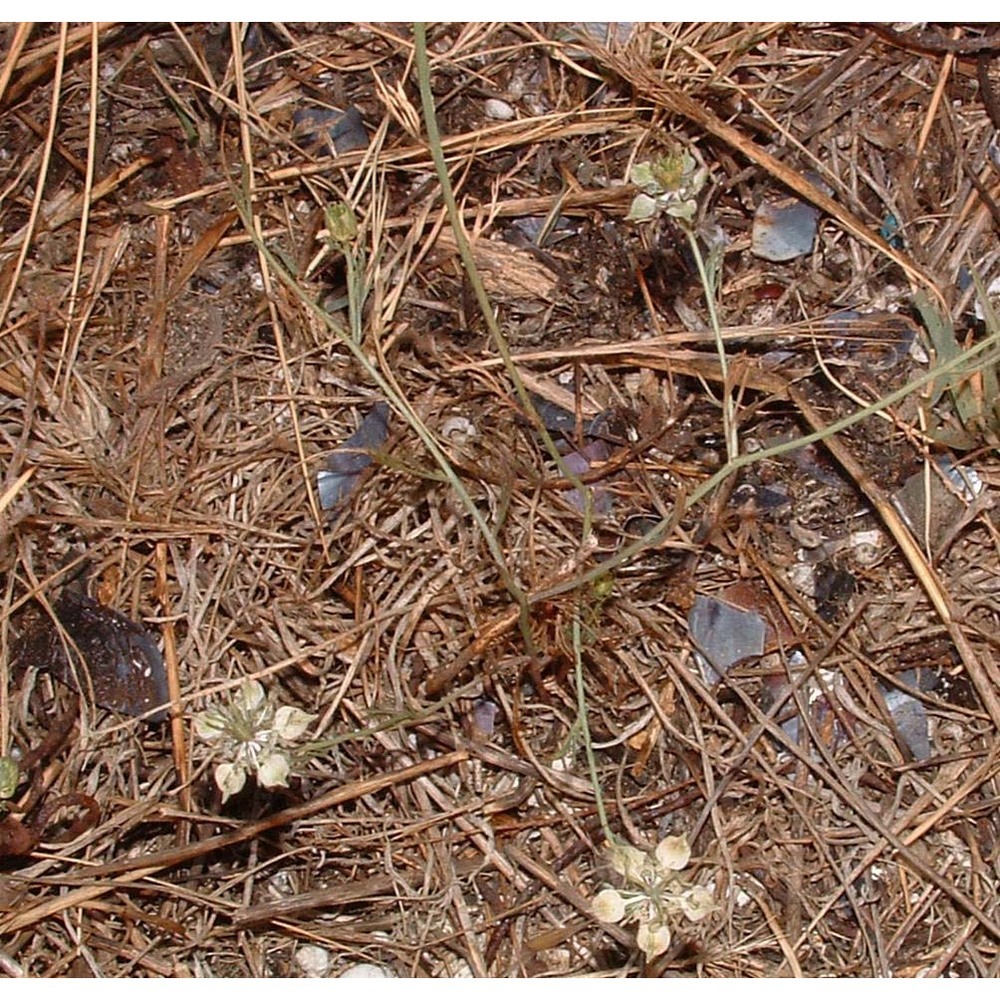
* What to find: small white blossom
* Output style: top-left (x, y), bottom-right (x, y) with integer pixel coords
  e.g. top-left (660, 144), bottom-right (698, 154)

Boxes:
top-left (594, 832), bottom-right (714, 963)
top-left (626, 148), bottom-right (708, 225)
top-left (195, 678), bottom-right (316, 802)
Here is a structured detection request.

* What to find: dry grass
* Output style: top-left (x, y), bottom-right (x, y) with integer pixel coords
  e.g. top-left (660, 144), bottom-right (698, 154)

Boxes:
top-left (1, 22), bottom-right (1000, 977)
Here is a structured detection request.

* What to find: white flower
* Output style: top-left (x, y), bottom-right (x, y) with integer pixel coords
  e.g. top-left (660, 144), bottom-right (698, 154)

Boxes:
top-left (626, 149), bottom-right (708, 225)
top-left (595, 830), bottom-right (714, 962)
top-left (194, 678), bottom-right (316, 802)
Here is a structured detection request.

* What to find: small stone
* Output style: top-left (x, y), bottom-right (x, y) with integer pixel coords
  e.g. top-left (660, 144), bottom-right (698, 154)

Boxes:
top-left (441, 415), bottom-right (478, 443)
top-left (484, 98), bottom-right (515, 121)
top-left (295, 944), bottom-right (331, 978)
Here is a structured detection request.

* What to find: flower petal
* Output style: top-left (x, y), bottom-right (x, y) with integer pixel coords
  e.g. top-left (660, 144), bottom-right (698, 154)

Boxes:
top-left (655, 834), bottom-right (691, 872)
top-left (636, 921), bottom-right (672, 960)
top-left (257, 751), bottom-right (291, 789)
top-left (629, 162), bottom-right (656, 190)
top-left (592, 888), bottom-right (627, 923)
top-left (274, 706), bottom-right (315, 742)
top-left (235, 678), bottom-right (266, 713)
top-left (680, 885), bottom-right (714, 922)
top-left (194, 708), bottom-right (229, 741)
top-left (607, 842), bottom-right (648, 884)
top-left (215, 762), bottom-right (247, 802)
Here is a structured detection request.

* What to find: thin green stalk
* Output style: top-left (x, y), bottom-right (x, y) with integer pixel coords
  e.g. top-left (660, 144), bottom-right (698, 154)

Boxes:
top-left (530, 318), bottom-right (1000, 603)
top-left (684, 227), bottom-right (737, 463)
top-left (572, 610), bottom-right (614, 843)
top-left (232, 183), bottom-right (527, 612)
top-left (413, 22), bottom-right (596, 650)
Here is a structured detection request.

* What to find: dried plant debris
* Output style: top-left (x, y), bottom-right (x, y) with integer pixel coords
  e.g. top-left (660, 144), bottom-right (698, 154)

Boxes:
top-left (820, 310), bottom-right (919, 369)
top-left (6, 21), bottom-right (1000, 978)
top-left (16, 592), bottom-right (168, 722)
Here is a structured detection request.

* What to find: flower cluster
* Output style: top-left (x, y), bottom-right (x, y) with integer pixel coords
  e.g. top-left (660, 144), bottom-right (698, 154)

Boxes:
top-left (625, 148), bottom-right (708, 225)
top-left (194, 678), bottom-right (315, 802)
top-left (592, 833), bottom-right (714, 961)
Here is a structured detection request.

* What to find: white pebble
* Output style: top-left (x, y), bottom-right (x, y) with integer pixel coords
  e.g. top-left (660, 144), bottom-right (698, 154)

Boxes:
top-left (295, 944), bottom-right (331, 978)
top-left (441, 415), bottom-right (478, 443)
top-left (484, 98), bottom-right (515, 121)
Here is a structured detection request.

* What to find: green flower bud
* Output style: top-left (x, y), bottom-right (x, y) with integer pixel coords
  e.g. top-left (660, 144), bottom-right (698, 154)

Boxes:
top-left (326, 202), bottom-right (359, 243)
top-left (0, 756), bottom-right (19, 800)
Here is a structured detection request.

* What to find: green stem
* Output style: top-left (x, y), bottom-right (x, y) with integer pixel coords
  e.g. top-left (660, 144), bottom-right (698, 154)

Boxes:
top-left (413, 22), bottom-right (596, 650)
top-left (684, 226), bottom-right (737, 463)
top-left (572, 610), bottom-right (614, 843)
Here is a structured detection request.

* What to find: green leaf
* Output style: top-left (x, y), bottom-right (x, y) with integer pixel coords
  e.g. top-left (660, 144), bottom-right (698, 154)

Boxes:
top-left (626, 193), bottom-right (659, 223)
top-left (629, 161), bottom-right (658, 191)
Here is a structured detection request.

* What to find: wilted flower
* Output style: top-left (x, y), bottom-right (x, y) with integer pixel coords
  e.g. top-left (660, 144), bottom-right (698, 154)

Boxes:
top-left (195, 678), bottom-right (315, 802)
top-left (592, 832), bottom-right (714, 962)
top-left (626, 148), bottom-right (708, 225)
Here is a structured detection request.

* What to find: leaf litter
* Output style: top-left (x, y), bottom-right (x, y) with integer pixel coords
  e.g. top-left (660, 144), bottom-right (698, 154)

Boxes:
top-left (1, 22), bottom-right (999, 978)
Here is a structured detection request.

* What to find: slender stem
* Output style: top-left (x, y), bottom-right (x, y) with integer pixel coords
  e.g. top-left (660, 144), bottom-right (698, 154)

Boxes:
top-left (413, 22), bottom-right (598, 650)
top-left (685, 227), bottom-right (737, 463)
top-left (573, 610), bottom-right (614, 842)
